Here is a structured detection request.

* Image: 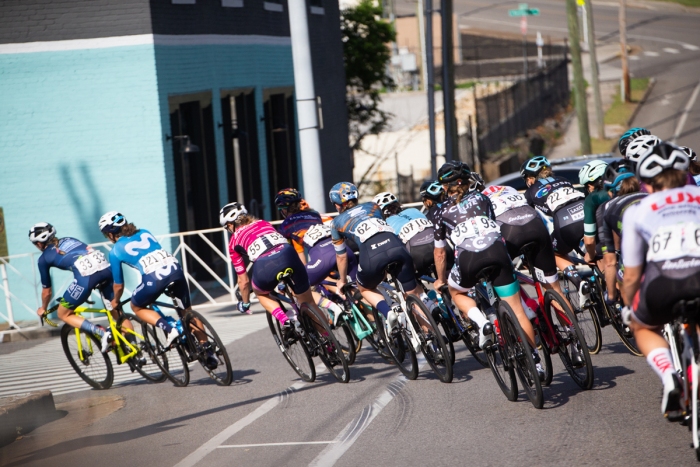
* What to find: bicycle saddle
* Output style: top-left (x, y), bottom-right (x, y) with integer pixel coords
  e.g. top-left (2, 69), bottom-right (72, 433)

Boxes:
top-left (519, 242), bottom-right (539, 257)
top-left (476, 265), bottom-right (499, 284)
top-left (385, 261), bottom-right (402, 276)
top-left (163, 282), bottom-right (178, 298)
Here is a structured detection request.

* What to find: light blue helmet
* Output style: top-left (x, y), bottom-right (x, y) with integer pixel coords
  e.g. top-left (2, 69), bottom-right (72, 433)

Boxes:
top-left (329, 182), bottom-right (359, 205)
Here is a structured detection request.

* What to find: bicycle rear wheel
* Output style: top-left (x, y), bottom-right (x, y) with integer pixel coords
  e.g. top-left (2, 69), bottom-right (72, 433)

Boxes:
top-left (183, 310), bottom-right (234, 386)
top-left (267, 309), bottom-right (315, 382)
top-left (600, 292), bottom-right (642, 356)
top-left (300, 304), bottom-right (350, 383)
top-left (118, 315), bottom-right (165, 383)
top-left (500, 301), bottom-right (543, 409)
top-left (406, 295), bottom-right (452, 383)
top-left (485, 312), bottom-right (517, 401)
top-left (442, 292), bottom-right (488, 367)
top-left (534, 325), bottom-right (553, 387)
top-left (372, 305), bottom-right (418, 380)
top-left (358, 302), bottom-right (393, 361)
top-left (142, 321), bottom-right (190, 387)
top-left (560, 276), bottom-right (602, 354)
top-left (61, 324), bottom-right (113, 390)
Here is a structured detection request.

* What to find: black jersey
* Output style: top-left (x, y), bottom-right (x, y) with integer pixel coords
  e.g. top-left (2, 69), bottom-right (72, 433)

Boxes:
top-left (597, 192), bottom-right (647, 253)
top-left (524, 176), bottom-right (585, 217)
top-left (433, 191), bottom-right (501, 252)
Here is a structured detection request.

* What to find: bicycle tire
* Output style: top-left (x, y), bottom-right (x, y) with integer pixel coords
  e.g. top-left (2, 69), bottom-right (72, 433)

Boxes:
top-left (300, 304), bottom-right (350, 383)
top-left (437, 316), bottom-right (456, 367)
top-left (500, 301), bottom-right (544, 409)
top-left (266, 308), bottom-right (315, 382)
top-left (143, 322), bottom-right (190, 387)
top-left (358, 302), bottom-right (393, 361)
top-left (599, 288), bottom-right (642, 357)
top-left (117, 315), bottom-right (166, 383)
top-left (560, 276), bottom-right (602, 355)
top-left (334, 320), bottom-right (357, 365)
top-left (544, 290), bottom-right (594, 390)
top-left (441, 292), bottom-right (488, 367)
top-left (183, 310), bottom-right (234, 386)
top-left (484, 311), bottom-right (517, 401)
top-left (535, 326), bottom-right (553, 387)
top-left (406, 295), bottom-right (453, 383)
top-left (372, 303), bottom-right (418, 380)
top-left (61, 324), bottom-right (114, 390)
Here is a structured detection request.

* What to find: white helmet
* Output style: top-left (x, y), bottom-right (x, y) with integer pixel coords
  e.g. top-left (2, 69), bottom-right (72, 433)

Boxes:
top-left (219, 202), bottom-right (247, 226)
top-left (636, 141), bottom-right (690, 181)
top-left (28, 222), bottom-right (56, 244)
top-left (578, 160), bottom-right (608, 185)
top-left (372, 192), bottom-right (399, 209)
top-left (625, 135), bottom-right (661, 163)
top-left (99, 211), bottom-right (127, 235)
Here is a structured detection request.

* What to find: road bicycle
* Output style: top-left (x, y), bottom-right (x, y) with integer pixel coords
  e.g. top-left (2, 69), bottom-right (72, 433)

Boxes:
top-left (42, 298), bottom-right (165, 390)
top-left (516, 242), bottom-right (594, 390)
top-left (312, 282), bottom-right (361, 365)
top-left (267, 268), bottom-right (350, 383)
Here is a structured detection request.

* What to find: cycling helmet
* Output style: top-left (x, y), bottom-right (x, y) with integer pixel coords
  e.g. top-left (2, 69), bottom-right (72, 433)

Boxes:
top-left (219, 202), bottom-right (247, 226)
top-left (578, 160), bottom-right (608, 185)
top-left (28, 222), bottom-right (56, 244)
top-left (635, 141), bottom-right (690, 181)
top-left (603, 159), bottom-right (635, 192)
top-left (98, 211), bottom-right (127, 235)
top-left (372, 192), bottom-right (399, 210)
top-left (274, 188), bottom-right (302, 209)
top-left (437, 161), bottom-right (471, 184)
top-left (679, 146), bottom-right (697, 162)
top-left (520, 156), bottom-right (551, 179)
top-left (618, 127), bottom-right (650, 156)
top-left (419, 180), bottom-right (444, 201)
top-left (329, 182), bottom-right (359, 205)
top-left (625, 135), bottom-right (661, 164)
top-left (469, 172), bottom-right (485, 192)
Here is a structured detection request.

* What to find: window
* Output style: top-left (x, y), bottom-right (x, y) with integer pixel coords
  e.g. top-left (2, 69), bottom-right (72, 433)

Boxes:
top-left (264, 1), bottom-right (283, 12)
top-left (222, 0), bottom-right (243, 6)
top-left (310, 0), bottom-right (324, 15)
top-left (172, 0), bottom-right (196, 4)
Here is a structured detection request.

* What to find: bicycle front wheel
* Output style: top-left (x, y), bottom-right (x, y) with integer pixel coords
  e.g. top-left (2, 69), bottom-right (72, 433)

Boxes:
top-left (485, 313), bottom-right (517, 401)
top-left (267, 309), bottom-right (315, 382)
top-left (61, 324), bottom-right (113, 390)
top-left (534, 325), bottom-right (553, 387)
top-left (442, 292), bottom-right (488, 367)
top-left (560, 276), bottom-right (602, 355)
top-left (372, 305), bottom-right (418, 380)
top-left (142, 321), bottom-right (190, 387)
top-left (183, 310), bottom-right (234, 386)
top-left (329, 314), bottom-right (356, 366)
top-left (300, 304), bottom-right (350, 383)
top-left (406, 295), bottom-right (453, 383)
top-left (119, 315), bottom-right (166, 383)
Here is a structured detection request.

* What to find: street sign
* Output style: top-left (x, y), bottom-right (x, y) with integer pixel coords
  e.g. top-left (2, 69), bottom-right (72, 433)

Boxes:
top-left (509, 3), bottom-right (540, 16)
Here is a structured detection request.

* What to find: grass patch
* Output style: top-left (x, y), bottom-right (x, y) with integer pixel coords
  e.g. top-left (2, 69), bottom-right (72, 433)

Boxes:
top-left (604, 77), bottom-right (650, 126)
top-left (590, 138), bottom-right (615, 155)
top-left (653, 0), bottom-right (700, 6)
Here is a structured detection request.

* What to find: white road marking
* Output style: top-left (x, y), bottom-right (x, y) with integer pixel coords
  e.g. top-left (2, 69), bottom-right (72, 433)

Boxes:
top-left (672, 80), bottom-right (700, 143)
top-left (643, 51), bottom-right (659, 57)
top-left (663, 48), bottom-right (680, 54)
top-left (629, 56), bottom-right (640, 61)
top-left (683, 44), bottom-right (700, 51)
top-left (217, 441), bottom-right (336, 448)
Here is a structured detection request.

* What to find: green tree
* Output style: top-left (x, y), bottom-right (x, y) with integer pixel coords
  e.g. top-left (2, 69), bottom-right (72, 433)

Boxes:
top-left (341, 0), bottom-right (396, 151)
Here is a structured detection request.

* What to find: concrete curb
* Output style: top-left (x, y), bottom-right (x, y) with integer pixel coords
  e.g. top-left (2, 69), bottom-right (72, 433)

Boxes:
top-left (0, 390), bottom-right (57, 448)
top-left (0, 325), bottom-right (61, 343)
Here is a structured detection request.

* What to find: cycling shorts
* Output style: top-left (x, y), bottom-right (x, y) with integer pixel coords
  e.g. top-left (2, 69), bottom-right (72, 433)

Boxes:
top-left (449, 241), bottom-right (517, 292)
top-left (500, 218), bottom-right (557, 282)
top-left (407, 242), bottom-right (434, 277)
top-left (632, 260), bottom-right (700, 327)
top-left (131, 267), bottom-right (192, 309)
top-left (357, 232), bottom-right (417, 291)
top-left (251, 244), bottom-right (310, 295)
top-left (60, 267), bottom-right (114, 310)
top-left (306, 239), bottom-right (357, 286)
top-left (551, 201), bottom-right (584, 255)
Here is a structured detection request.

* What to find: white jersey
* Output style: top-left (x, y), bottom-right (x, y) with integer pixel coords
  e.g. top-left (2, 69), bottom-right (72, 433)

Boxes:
top-left (621, 185), bottom-right (700, 270)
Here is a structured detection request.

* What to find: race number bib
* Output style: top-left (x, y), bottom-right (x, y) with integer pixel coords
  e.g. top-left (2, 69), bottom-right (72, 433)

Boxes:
top-left (546, 187), bottom-right (584, 212)
top-left (450, 216), bottom-right (500, 246)
top-left (491, 193), bottom-right (528, 217)
top-left (647, 222), bottom-right (700, 262)
top-left (303, 223), bottom-right (331, 247)
top-left (75, 251), bottom-right (109, 277)
top-left (398, 218), bottom-right (432, 243)
top-left (354, 218), bottom-right (394, 243)
top-left (247, 232), bottom-right (288, 261)
top-left (138, 249), bottom-right (179, 275)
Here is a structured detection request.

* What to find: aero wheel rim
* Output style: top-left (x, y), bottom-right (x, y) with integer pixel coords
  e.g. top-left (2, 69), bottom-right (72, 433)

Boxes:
top-left (66, 331), bottom-right (110, 385)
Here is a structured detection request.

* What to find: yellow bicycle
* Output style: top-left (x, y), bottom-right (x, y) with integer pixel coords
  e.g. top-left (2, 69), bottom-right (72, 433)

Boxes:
top-left (43, 301), bottom-right (165, 389)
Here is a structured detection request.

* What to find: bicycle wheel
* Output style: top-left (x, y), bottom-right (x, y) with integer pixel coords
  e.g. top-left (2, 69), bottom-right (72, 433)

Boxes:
top-left (333, 320), bottom-right (357, 365)
top-left (544, 290), bottom-right (594, 390)
top-left (266, 309), bottom-right (315, 382)
top-left (560, 276), bottom-right (602, 355)
top-left (442, 292), bottom-right (488, 367)
top-left (500, 301), bottom-right (544, 409)
top-left (183, 310), bottom-right (234, 386)
top-left (61, 324), bottom-right (114, 390)
top-left (435, 314), bottom-right (456, 367)
top-left (118, 315), bottom-right (166, 383)
top-left (372, 304), bottom-right (418, 380)
top-left (142, 321), bottom-right (190, 387)
top-left (358, 302), bottom-right (393, 361)
top-left (300, 304), bottom-right (350, 383)
top-left (484, 311), bottom-right (517, 401)
top-left (406, 295), bottom-right (453, 383)
top-left (601, 292), bottom-right (642, 357)
top-left (534, 325), bottom-right (553, 387)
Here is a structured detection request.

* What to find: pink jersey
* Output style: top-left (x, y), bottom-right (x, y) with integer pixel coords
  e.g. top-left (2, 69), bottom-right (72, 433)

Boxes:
top-left (228, 220), bottom-right (286, 274)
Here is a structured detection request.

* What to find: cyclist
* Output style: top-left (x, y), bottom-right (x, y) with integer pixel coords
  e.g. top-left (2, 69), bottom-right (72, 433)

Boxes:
top-left (617, 127), bottom-right (650, 157)
top-left (220, 202), bottom-right (319, 335)
top-left (521, 156), bottom-right (586, 296)
top-left (99, 212), bottom-right (217, 367)
top-left (329, 182), bottom-right (430, 335)
top-left (30, 223), bottom-right (117, 353)
top-left (679, 146), bottom-right (700, 185)
top-left (433, 162), bottom-right (543, 374)
top-left (624, 135), bottom-right (661, 168)
top-left (620, 141), bottom-right (700, 421)
top-left (579, 160), bottom-right (610, 264)
top-left (420, 180), bottom-right (445, 223)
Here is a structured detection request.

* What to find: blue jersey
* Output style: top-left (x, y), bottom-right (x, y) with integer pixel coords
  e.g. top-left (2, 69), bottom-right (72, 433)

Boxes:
top-left (331, 202), bottom-right (394, 252)
top-left (386, 208), bottom-right (433, 244)
top-left (37, 237), bottom-right (94, 288)
top-left (109, 229), bottom-right (178, 284)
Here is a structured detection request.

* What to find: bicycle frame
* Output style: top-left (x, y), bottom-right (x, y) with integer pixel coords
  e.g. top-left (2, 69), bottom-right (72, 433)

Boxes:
top-left (318, 281), bottom-right (374, 340)
top-left (72, 306), bottom-right (144, 364)
top-left (378, 278), bottom-right (421, 351)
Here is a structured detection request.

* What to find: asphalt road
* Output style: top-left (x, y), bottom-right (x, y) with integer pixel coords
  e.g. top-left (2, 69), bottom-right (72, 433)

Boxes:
top-left (395, 0), bottom-right (700, 151)
top-left (1, 314), bottom-right (697, 467)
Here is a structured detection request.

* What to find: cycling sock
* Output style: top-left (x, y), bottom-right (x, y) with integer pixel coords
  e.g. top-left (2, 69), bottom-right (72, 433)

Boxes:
top-left (156, 318), bottom-right (173, 334)
top-left (647, 348), bottom-right (675, 386)
top-left (80, 319), bottom-right (104, 337)
top-left (271, 307), bottom-right (289, 325)
top-left (318, 297), bottom-right (342, 316)
top-left (467, 307), bottom-right (488, 329)
top-left (376, 300), bottom-right (391, 318)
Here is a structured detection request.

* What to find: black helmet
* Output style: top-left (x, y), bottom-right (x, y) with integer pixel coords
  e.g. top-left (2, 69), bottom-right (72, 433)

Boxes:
top-left (419, 180), bottom-right (444, 201)
top-left (603, 159), bottom-right (635, 193)
top-left (437, 161), bottom-right (471, 184)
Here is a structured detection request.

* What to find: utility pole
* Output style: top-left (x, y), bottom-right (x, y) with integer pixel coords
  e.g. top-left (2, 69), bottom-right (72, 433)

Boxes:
top-left (619, 0), bottom-right (631, 102)
top-left (584, 0), bottom-right (605, 140)
top-left (425, 0), bottom-right (438, 178)
top-left (441, 0), bottom-right (457, 162)
top-left (565, 0), bottom-right (592, 154)
top-left (417, 0), bottom-right (428, 90)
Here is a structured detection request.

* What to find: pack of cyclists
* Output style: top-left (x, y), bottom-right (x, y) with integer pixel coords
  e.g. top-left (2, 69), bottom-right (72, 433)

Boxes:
top-left (29, 127), bottom-right (700, 429)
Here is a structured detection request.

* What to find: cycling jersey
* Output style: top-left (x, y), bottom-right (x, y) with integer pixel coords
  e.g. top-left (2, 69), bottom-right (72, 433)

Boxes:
top-left (228, 220), bottom-right (288, 274)
top-left (694, 174), bottom-right (700, 186)
top-left (524, 176), bottom-right (585, 217)
top-left (583, 190), bottom-right (610, 237)
top-left (596, 193), bottom-right (647, 254)
top-left (38, 238), bottom-right (109, 288)
top-left (331, 202), bottom-right (393, 253)
top-left (109, 229), bottom-right (179, 284)
top-left (277, 210), bottom-right (332, 255)
top-left (385, 208), bottom-right (434, 245)
top-left (433, 191), bottom-right (500, 252)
